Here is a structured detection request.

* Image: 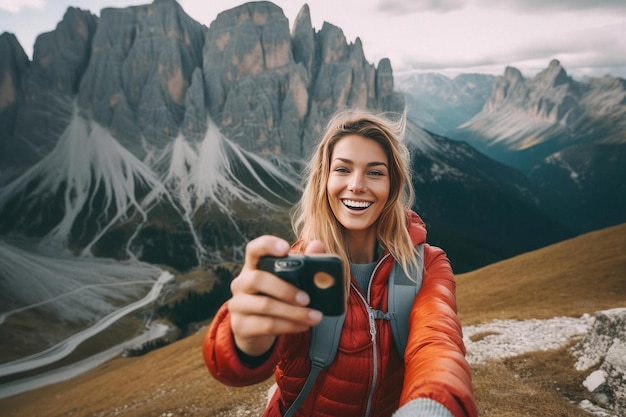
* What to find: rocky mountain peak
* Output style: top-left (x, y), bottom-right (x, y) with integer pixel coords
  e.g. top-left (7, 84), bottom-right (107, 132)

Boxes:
top-left (0, 33), bottom-right (29, 111)
top-left (318, 22), bottom-right (348, 64)
top-left (484, 66), bottom-right (526, 111)
top-left (32, 7), bottom-right (97, 96)
top-left (0, 32), bottom-right (30, 166)
top-left (2, 0), bottom-right (404, 176)
top-left (77, 0), bottom-right (206, 154)
top-left (503, 65), bottom-right (524, 84)
top-left (291, 4), bottom-right (314, 76)
top-left (535, 58), bottom-right (572, 89)
top-left (476, 60), bottom-right (583, 128)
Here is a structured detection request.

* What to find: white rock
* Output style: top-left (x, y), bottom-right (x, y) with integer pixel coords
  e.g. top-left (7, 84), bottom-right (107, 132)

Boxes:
top-left (583, 370), bottom-right (607, 392)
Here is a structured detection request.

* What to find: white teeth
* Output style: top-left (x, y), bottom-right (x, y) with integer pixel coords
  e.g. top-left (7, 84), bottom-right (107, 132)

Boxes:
top-left (342, 199), bottom-right (372, 209)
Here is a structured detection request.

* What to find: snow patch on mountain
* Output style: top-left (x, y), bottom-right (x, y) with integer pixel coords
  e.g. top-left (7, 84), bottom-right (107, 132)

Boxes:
top-left (0, 107), bottom-right (301, 265)
top-left (0, 237), bottom-right (163, 324)
top-left (185, 119), bottom-right (300, 213)
top-left (0, 105), bottom-right (164, 255)
top-left (543, 153), bottom-right (583, 188)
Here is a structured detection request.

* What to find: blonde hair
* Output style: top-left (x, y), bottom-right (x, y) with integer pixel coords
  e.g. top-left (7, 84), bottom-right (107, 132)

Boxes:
top-left (291, 108), bottom-right (418, 282)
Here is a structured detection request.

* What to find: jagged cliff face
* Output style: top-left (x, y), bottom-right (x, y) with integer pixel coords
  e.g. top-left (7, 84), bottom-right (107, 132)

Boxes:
top-left (0, 8), bottom-right (98, 176)
top-left (201, 3), bottom-right (400, 158)
top-left (0, 0), bottom-right (411, 272)
top-left (0, 0), bottom-right (411, 270)
top-left (0, 1), bottom-right (403, 179)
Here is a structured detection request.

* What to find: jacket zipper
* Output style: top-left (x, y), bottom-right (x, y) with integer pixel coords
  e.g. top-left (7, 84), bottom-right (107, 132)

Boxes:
top-left (352, 253), bottom-right (391, 417)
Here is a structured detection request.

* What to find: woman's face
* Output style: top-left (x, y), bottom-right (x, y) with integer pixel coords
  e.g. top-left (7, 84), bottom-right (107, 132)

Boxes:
top-left (327, 134), bottom-right (390, 236)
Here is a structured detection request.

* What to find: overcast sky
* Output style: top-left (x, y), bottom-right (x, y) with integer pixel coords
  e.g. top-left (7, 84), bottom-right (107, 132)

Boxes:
top-left (1, 0), bottom-right (625, 80)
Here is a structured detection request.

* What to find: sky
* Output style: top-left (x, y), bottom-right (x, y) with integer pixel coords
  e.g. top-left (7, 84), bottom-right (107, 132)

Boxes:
top-left (1, 0), bottom-right (625, 80)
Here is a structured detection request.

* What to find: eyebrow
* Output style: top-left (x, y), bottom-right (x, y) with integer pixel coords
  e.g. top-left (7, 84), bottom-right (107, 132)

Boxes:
top-left (332, 158), bottom-right (388, 168)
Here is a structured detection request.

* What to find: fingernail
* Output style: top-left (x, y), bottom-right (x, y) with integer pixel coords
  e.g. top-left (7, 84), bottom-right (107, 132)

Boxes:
top-left (275, 240), bottom-right (290, 253)
top-left (295, 291), bottom-right (310, 306)
top-left (308, 310), bottom-right (323, 322)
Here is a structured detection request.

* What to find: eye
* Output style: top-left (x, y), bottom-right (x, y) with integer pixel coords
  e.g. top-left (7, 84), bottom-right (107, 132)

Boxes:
top-left (333, 167), bottom-right (350, 174)
top-left (368, 169), bottom-right (385, 176)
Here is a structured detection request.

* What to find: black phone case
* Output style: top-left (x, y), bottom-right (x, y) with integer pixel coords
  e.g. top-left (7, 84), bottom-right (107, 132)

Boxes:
top-left (258, 254), bottom-right (345, 316)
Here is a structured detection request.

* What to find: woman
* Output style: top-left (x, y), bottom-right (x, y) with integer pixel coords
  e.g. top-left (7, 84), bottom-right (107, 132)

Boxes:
top-left (203, 108), bottom-right (477, 417)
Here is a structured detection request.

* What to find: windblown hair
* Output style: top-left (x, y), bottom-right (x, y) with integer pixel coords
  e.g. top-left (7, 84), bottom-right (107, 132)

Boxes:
top-left (291, 108), bottom-right (418, 282)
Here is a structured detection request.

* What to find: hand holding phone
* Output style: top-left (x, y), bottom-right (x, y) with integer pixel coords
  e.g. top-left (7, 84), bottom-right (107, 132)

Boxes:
top-left (258, 254), bottom-right (345, 316)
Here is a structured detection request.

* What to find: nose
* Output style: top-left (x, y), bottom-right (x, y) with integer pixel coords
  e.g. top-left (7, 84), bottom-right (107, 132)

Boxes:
top-left (348, 173), bottom-right (365, 193)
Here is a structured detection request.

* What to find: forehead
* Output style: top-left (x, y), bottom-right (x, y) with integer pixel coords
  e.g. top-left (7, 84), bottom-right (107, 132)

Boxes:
top-left (331, 134), bottom-right (388, 163)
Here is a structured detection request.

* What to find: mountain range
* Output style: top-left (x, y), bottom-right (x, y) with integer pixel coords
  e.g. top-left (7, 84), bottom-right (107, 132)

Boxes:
top-left (0, 0), bottom-right (589, 275)
top-left (398, 60), bottom-right (626, 234)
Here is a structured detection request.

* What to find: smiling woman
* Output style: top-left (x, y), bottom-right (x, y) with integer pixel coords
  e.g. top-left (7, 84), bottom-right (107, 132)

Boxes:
top-left (203, 108), bottom-right (477, 417)
top-left (326, 134), bottom-right (390, 261)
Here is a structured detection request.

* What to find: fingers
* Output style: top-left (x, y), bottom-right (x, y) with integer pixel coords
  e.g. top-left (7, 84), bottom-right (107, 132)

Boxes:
top-left (227, 236), bottom-right (325, 355)
top-left (231, 264), bottom-right (310, 307)
top-left (229, 292), bottom-right (322, 335)
top-left (229, 276), bottom-right (322, 355)
top-left (303, 239), bottom-right (325, 255)
top-left (243, 235), bottom-right (290, 270)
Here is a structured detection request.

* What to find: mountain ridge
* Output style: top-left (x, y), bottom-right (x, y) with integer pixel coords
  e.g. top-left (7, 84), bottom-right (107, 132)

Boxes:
top-left (398, 61), bottom-right (626, 234)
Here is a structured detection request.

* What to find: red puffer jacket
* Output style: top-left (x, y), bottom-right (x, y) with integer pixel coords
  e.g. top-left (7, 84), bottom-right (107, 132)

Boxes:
top-left (203, 211), bottom-right (477, 417)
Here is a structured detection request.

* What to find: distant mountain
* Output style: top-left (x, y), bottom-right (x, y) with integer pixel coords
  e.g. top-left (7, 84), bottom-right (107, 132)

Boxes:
top-left (404, 122), bottom-right (573, 272)
top-left (527, 143), bottom-right (626, 232)
top-left (398, 60), bottom-right (626, 234)
top-left (396, 72), bottom-right (495, 136)
top-left (452, 59), bottom-right (626, 171)
top-left (447, 60), bottom-right (626, 232)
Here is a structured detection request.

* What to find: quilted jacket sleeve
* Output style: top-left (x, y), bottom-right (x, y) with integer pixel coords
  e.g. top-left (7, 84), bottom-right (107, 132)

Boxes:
top-left (400, 244), bottom-right (478, 417)
top-left (203, 302), bottom-right (283, 386)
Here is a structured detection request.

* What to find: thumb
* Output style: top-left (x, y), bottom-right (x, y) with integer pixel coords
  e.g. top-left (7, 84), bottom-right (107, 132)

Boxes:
top-left (304, 239), bottom-right (325, 255)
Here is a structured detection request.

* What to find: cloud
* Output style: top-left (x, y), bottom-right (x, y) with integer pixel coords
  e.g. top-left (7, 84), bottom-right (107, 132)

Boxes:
top-left (0, 0), bottom-right (45, 14)
top-left (474, 0), bottom-right (626, 14)
top-left (376, 0), bottom-right (465, 15)
top-left (377, 0), bottom-right (626, 15)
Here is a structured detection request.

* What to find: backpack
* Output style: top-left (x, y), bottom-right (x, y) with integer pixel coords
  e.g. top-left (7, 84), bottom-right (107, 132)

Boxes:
top-left (283, 244), bottom-right (425, 417)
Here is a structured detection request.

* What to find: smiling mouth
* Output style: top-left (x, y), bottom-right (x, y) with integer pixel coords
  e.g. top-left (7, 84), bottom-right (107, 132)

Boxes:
top-left (342, 199), bottom-right (372, 210)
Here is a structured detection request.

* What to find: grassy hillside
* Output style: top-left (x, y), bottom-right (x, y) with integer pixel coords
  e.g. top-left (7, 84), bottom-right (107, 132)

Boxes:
top-left (1, 223), bottom-right (625, 416)
top-left (456, 222), bottom-right (626, 325)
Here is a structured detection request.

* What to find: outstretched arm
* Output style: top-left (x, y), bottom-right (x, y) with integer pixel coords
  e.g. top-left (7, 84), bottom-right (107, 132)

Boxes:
top-left (399, 244), bottom-right (477, 417)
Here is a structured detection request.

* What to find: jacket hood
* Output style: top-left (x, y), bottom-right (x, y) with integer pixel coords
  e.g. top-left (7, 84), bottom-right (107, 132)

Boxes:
top-left (406, 209), bottom-right (427, 246)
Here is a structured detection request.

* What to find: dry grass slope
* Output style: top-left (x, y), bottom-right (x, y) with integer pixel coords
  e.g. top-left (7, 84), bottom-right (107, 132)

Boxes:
top-left (1, 223), bottom-right (625, 416)
top-left (456, 222), bottom-right (626, 325)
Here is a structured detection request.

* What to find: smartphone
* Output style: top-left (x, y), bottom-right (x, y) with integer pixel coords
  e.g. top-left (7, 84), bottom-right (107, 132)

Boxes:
top-left (258, 254), bottom-right (345, 316)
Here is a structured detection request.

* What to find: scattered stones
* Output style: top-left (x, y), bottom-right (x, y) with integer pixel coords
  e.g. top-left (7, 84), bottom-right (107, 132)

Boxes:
top-left (571, 308), bottom-right (626, 417)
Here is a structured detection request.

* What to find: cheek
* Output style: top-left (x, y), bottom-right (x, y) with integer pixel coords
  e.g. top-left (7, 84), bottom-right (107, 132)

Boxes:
top-left (326, 177), bottom-right (341, 198)
top-left (375, 180), bottom-right (391, 202)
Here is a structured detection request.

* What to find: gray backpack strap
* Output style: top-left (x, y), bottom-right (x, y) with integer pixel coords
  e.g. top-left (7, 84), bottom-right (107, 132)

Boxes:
top-left (283, 312), bottom-right (346, 417)
top-left (388, 243), bottom-right (424, 359)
